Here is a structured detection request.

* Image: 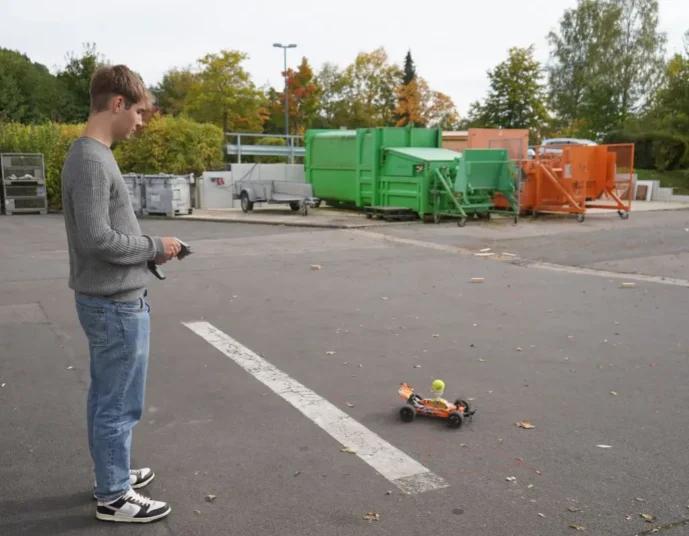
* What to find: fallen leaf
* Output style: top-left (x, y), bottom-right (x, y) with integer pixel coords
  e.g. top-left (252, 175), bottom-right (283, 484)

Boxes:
top-left (474, 252), bottom-right (494, 257)
top-left (528, 484), bottom-right (534, 489)
top-left (471, 278), bottom-right (484, 283)
top-left (570, 523), bottom-right (586, 531)
top-left (460, 444), bottom-right (468, 448)
top-left (640, 514), bottom-right (656, 522)
top-left (506, 476), bottom-right (517, 482)
top-left (626, 515), bottom-right (632, 520)
top-left (538, 513), bottom-right (545, 518)
top-left (310, 264), bottom-right (321, 270)
top-left (516, 421), bottom-right (536, 430)
top-left (502, 252), bottom-right (516, 257)
top-left (433, 334), bottom-right (440, 338)
top-left (67, 366), bottom-right (74, 370)
top-left (346, 402), bottom-right (354, 408)
top-left (467, 398), bottom-right (476, 401)
top-left (194, 471), bottom-right (200, 476)
top-left (480, 248), bottom-right (492, 253)
top-left (473, 323), bottom-right (478, 327)
top-left (636, 498), bottom-right (645, 502)
top-left (193, 509), bottom-right (201, 515)
top-left (205, 494), bottom-right (217, 503)
top-left (479, 358), bottom-right (486, 362)
top-left (536, 470), bottom-right (542, 475)
top-left (363, 512), bottom-right (380, 521)
top-left (342, 361), bottom-right (348, 365)
top-left (620, 282), bottom-right (637, 289)
top-left (596, 445), bottom-right (612, 449)
top-left (386, 490), bottom-right (392, 495)
top-left (294, 471), bottom-right (301, 477)
top-left (610, 391), bottom-right (618, 396)
top-left (381, 297), bottom-right (389, 301)
top-left (414, 365), bottom-right (422, 368)
top-left (326, 351), bottom-right (336, 355)
top-left (1, 383), bottom-right (5, 388)
top-left (341, 447), bottom-right (356, 454)
top-left (568, 506), bottom-right (580, 512)
top-left (516, 347), bottom-right (523, 352)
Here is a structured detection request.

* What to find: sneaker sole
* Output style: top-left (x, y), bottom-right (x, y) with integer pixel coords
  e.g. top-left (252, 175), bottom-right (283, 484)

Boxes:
top-left (93, 473), bottom-right (155, 500)
top-left (96, 506), bottom-right (171, 523)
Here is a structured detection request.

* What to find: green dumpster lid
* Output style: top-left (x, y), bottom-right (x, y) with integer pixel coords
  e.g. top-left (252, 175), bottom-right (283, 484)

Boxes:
top-left (386, 147), bottom-right (461, 162)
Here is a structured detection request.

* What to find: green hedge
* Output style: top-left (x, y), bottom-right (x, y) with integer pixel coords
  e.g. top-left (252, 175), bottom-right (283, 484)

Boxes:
top-left (603, 130), bottom-right (689, 171)
top-left (0, 115), bottom-right (225, 209)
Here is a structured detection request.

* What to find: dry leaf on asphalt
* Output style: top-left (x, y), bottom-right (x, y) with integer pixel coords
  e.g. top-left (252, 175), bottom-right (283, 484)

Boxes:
top-left (516, 421), bottom-right (535, 429)
top-left (516, 347), bottom-right (523, 352)
top-left (193, 509), bottom-right (201, 515)
top-left (538, 513), bottom-right (545, 518)
top-left (596, 445), bottom-right (612, 449)
top-left (414, 365), bottom-right (422, 368)
top-left (506, 477), bottom-right (517, 482)
top-left (635, 498), bottom-right (645, 502)
top-left (568, 506), bottom-right (580, 512)
top-left (610, 391), bottom-right (618, 396)
top-left (310, 265), bottom-right (321, 270)
top-left (570, 524), bottom-right (586, 531)
top-left (363, 512), bottom-right (380, 521)
top-left (294, 471), bottom-right (301, 477)
top-left (640, 514), bottom-right (656, 522)
top-left (346, 403), bottom-right (354, 408)
top-left (205, 494), bottom-right (217, 503)
top-left (326, 351), bottom-right (336, 355)
top-left (341, 446), bottom-right (356, 454)
top-left (471, 278), bottom-right (484, 283)
top-left (620, 282), bottom-right (637, 289)
top-left (480, 248), bottom-right (492, 253)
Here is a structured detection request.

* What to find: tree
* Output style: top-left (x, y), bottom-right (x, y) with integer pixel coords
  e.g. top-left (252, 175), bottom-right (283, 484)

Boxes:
top-left (183, 50), bottom-right (268, 133)
top-left (0, 48), bottom-right (72, 123)
top-left (156, 67), bottom-right (196, 116)
top-left (471, 46), bottom-right (550, 141)
top-left (395, 77), bottom-right (460, 128)
top-left (57, 42), bottom-right (107, 123)
top-left (268, 57), bottom-right (320, 135)
top-left (402, 51), bottom-right (416, 85)
top-left (546, 0), bottom-right (666, 137)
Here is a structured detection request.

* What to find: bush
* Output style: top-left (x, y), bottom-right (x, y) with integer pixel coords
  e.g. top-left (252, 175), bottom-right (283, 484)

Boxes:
top-left (603, 130), bottom-right (689, 171)
top-left (0, 115), bottom-right (224, 209)
top-left (113, 115), bottom-right (224, 176)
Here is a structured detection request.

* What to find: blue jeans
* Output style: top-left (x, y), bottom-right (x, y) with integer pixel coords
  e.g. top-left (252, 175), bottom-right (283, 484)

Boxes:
top-left (75, 292), bottom-right (150, 502)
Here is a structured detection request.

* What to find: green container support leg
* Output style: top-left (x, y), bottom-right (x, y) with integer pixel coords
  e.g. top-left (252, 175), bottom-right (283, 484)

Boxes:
top-left (435, 169), bottom-right (467, 219)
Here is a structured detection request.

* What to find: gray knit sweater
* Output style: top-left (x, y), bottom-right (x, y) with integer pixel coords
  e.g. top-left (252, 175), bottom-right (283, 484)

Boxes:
top-left (61, 137), bottom-right (163, 302)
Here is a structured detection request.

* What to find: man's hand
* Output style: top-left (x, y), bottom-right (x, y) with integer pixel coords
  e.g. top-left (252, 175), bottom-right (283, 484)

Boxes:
top-left (156, 237), bottom-right (182, 264)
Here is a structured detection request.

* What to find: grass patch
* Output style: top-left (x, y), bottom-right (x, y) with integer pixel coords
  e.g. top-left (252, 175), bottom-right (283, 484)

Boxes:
top-left (636, 168), bottom-right (689, 195)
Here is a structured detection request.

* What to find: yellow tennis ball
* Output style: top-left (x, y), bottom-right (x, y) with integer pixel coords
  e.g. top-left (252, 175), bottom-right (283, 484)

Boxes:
top-left (432, 379), bottom-right (445, 391)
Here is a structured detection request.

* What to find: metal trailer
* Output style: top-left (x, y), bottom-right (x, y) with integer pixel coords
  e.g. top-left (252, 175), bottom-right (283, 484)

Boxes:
top-left (1, 153), bottom-right (48, 215)
top-left (232, 164), bottom-right (319, 216)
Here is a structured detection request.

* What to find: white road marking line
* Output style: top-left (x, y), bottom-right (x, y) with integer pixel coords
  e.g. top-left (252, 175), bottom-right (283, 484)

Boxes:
top-left (183, 321), bottom-right (449, 494)
top-left (345, 229), bottom-right (689, 287)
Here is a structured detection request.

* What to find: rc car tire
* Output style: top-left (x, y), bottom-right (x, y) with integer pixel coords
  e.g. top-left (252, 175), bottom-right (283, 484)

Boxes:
top-left (399, 406), bottom-right (416, 423)
top-left (448, 411), bottom-right (464, 429)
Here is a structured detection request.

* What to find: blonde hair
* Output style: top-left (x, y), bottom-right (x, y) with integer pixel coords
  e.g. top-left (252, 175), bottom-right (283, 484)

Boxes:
top-left (89, 64), bottom-right (152, 113)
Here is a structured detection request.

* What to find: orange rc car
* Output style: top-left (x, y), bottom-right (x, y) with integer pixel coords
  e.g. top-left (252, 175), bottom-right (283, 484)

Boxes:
top-left (397, 382), bottom-right (476, 429)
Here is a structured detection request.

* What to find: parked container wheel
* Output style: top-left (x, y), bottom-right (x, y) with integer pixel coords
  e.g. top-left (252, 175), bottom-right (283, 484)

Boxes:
top-left (399, 406), bottom-right (416, 423)
top-left (434, 214), bottom-right (440, 224)
top-left (513, 216), bottom-right (519, 224)
top-left (576, 213), bottom-right (585, 223)
top-left (447, 411), bottom-right (463, 429)
top-left (290, 202), bottom-right (301, 211)
top-left (457, 218), bottom-right (467, 228)
top-left (301, 204), bottom-right (308, 217)
top-left (454, 398), bottom-right (471, 413)
top-left (483, 213), bottom-right (491, 220)
top-left (240, 192), bottom-right (253, 213)
top-left (618, 210), bottom-right (629, 220)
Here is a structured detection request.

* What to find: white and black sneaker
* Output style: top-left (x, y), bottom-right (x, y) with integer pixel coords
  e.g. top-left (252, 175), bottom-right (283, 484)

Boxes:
top-left (93, 468), bottom-right (155, 499)
top-left (96, 489), bottom-right (171, 523)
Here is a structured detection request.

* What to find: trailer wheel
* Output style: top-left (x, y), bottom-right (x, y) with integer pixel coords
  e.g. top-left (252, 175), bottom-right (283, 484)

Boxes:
top-left (457, 218), bottom-right (467, 228)
top-left (290, 202), bottom-right (301, 211)
top-left (240, 192), bottom-right (253, 213)
top-left (576, 213), bottom-right (585, 223)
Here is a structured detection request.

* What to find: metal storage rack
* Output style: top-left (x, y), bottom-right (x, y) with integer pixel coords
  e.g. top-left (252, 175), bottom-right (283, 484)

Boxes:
top-left (1, 153), bottom-right (48, 215)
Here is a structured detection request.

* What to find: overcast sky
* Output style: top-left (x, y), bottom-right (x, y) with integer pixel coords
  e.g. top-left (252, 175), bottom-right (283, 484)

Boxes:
top-left (3, 0), bottom-right (688, 116)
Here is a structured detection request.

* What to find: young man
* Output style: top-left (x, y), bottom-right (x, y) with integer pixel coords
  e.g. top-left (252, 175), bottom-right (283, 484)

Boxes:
top-left (61, 64), bottom-right (181, 523)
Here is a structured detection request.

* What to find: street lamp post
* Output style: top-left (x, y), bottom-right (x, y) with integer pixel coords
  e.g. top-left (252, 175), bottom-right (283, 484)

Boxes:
top-left (273, 43), bottom-right (297, 161)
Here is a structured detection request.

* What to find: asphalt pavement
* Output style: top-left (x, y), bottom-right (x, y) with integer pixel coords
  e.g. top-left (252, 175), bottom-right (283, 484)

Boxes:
top-left (1, 211), bottom-right (689, 536)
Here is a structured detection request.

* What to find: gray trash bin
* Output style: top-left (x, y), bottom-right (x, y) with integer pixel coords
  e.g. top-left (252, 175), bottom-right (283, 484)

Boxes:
top-left (122, 174), bottom-right (144, 215)
top-left (141, 174), bottom-right (193, 217)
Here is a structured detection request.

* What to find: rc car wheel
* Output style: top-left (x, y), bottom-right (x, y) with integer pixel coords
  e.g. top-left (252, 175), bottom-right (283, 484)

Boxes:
top-left (448, 411), bottom-right (463, 429)
top-left (399, 406), bottom-right (416, 423)
top-left (454, 398), bottom-right (471, 413)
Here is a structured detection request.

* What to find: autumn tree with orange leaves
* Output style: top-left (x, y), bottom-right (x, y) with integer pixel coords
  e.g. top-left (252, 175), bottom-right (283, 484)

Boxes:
top-left (268, 57), bottom-right (320, 135)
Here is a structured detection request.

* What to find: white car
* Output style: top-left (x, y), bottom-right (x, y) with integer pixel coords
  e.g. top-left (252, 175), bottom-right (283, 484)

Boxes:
top-left (539, 138), bottom-right (597, 156)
